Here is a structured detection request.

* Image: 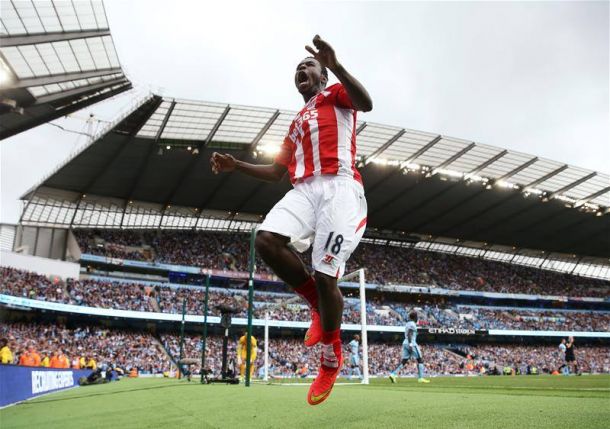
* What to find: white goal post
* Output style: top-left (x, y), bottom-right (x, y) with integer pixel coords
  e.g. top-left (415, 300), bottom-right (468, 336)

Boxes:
top-left (339, 268), bottom-right (369, 384)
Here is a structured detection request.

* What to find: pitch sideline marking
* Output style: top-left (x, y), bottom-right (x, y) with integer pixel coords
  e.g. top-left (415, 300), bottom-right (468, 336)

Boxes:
top-left (260, 382), bottom-right (610, 391)
top-left (265, 382), bottom-right (364, 387)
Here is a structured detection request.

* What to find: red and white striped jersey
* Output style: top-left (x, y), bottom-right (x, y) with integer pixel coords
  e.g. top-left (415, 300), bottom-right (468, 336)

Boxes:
top-left (275, 83), bottom-right (362, 185)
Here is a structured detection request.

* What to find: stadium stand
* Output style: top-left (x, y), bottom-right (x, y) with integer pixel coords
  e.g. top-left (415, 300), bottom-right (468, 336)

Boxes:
top-left (73, 229), bottom-right (610, 297)
top-left (1, 322), bottom-right (168, 374)
top-left (3, 321), bottom-right (608, 377)
top-left (3, 266), bottom-right (609, 331)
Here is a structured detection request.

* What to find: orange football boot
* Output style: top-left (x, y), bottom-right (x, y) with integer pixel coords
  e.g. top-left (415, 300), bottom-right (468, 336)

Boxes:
top-left (307, 342), bottom-right (343, 405)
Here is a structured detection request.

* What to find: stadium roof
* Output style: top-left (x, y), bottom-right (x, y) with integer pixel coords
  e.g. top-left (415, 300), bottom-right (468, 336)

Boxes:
top-left (21, 94), bottom-right (610, 260)
top-left (0, 0), bottom-right (131, 140)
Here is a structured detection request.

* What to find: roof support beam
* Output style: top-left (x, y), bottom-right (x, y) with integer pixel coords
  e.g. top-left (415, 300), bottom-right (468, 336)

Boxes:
top-left (120, 100), bottom-right (175, 227)
top-left (18, 197), bottom-right (35, 225)
top-left (202, 106), bottom-right (231, 149)
top-left (509, 251), bottom-right (521, 264)
top-left (548, 172), bottom-right (597, 200)
top-left (80, 97), bottom-right (162, 196)
top-left (10, 68), bottom-right (124, 89)
top-left (496, 157), bottom-right (538, 182)
top-left (522, 164), bottom-right (568, 189)
top-left (366, 135), bottom-right (449, 196)
top-left (161, 105), bottom-right (231, 210)
top-left (63, 96), bottom-right (162, 226)
top-left (154, 102), bottom-right (177, 141)
top-left (361, 129), bottom-right (405, 165)
top-left (248, 110), bottom-right (280, 152)
top-left (385, 148), bottom-right (509, 230)
top-left (0, 29), bottom-right (111, 47)
top-left (68, 198), bottom-right (84, 229)
top-left (462, 167), bottom-right (573, 238)
top-left (574, 186), bottom-right (610, 208)
top-left (355, 122), bottom-right (367, 135)
top-left (401, 135), bottom-right (443, 167)
top-left (465, 150), bottom-right (508, 177)
top-left (0, 51), bottom-right (19, 81)
top-left (569, 256), bottom-right (584, 275)
top-left (432, 142), bottom-right (476, 172)
top-left (431, 157), bottom-right (543, 234)
top-left (0, 81), bottom-right (132, 140)
top-left (198, 110), bottom-right (281, 221)
top-left (538, 253), bottom-right (550, 268)
top-left (34, 77), bottom-right (129, 105)
top-left (200, 119), bottom-right (371, 222)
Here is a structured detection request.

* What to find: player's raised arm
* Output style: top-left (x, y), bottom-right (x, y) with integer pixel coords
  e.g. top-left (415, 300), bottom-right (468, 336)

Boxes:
top-left (305, 34), bottom-right (373, 112)
top-left (210, 152), bottom-right (287, 182)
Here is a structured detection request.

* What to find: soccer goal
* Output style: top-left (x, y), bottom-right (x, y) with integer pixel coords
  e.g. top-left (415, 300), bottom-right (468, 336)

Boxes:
top-left (260, 267), bottom-right (370, 385)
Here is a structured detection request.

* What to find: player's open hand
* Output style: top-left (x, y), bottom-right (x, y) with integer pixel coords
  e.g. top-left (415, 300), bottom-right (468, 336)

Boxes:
top-left (306, 35), bottom-right (339, 71)
top-left (210, 152), bottom-right (236, 174)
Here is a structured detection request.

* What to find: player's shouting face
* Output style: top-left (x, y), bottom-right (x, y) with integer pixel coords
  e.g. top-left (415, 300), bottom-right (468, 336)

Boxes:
top-left (294, 57), bottom-right (327, 97)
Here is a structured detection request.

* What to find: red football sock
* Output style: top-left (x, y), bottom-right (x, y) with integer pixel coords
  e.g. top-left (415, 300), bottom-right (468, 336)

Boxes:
top-left (321, 329), bottom-right (342, 369)
top-left (294, 276), bottom-right (318, 309)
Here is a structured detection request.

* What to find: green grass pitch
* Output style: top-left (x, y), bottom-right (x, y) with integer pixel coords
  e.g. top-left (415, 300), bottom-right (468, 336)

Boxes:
top-left (2, 376), bottom-right (609, 429)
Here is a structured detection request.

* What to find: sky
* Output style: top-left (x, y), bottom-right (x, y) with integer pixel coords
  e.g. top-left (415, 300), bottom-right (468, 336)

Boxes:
top-left (1, 0), bottom-right (608, 224)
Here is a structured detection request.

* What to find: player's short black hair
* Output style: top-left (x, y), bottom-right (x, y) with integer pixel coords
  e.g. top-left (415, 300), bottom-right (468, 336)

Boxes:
top-left (408, 311), bottom-right (418, 321)
top-left (304, 56), bottom-right (328, 79)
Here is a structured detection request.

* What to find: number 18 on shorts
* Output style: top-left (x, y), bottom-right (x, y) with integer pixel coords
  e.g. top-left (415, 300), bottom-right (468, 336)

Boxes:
top-left (259, 176), bottom-right (367, 278)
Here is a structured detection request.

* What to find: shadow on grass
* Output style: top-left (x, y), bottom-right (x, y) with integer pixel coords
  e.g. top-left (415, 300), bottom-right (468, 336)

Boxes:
top-left (14, 381), bottom-right (199, 406)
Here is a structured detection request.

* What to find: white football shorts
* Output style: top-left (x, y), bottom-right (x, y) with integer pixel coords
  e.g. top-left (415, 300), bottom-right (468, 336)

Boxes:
top-left (259, 175), bottom-right (367, 278)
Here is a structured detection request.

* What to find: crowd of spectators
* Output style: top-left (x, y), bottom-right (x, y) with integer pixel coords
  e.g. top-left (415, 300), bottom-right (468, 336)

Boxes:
top-left (75, 229), bottom-right (146, 260)
top-left (74, 230), bottom-right (610, 298)
top-left (75, 229), bottom-right (272, 275)
top-left (463, 344), bottom-right (610, 375)
top-left (67, 279), bottom-right (152, 311)
top-left (159, 333), bottom-right (467, 377)
top-left (161, 332), bottom-right (610, 377)
top-left (3, 268), bottom-right (609, 332)
top-left (160, 334), bottom-right (233, 376)
top-left (419, 305), bottom-right (610, 332)
top-left (347, 243), bottom-right (609, 297)
top-left (3, 321), bottom-right (608, 376)
top-left (0, 267), bottom-right (66, 302)
top-left (1, 322), bottom-right (168, 373)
